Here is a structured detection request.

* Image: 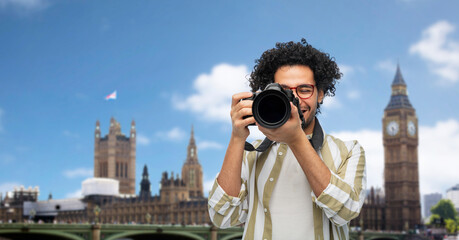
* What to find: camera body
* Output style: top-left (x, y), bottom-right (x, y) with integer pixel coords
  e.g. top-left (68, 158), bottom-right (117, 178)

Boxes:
top-left (243, 83), bottom-right (304, 129)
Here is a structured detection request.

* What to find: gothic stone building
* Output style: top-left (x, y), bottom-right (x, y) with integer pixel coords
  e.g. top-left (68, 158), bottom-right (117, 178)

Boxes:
top-left (82, 121), bottom-right (209, 225)
top-left (351, 65), bottom-right (422, 231)
top-left (1, 120), bottom-right (210, 225)
top-left (94, 118), bottom-right (136, 195)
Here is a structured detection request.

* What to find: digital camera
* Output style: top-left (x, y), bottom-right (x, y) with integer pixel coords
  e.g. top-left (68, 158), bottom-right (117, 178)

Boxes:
top-left (243, 83), bottom-right (304, 129)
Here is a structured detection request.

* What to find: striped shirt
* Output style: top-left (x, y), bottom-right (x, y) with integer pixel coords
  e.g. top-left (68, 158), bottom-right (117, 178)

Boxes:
top-left (208, 120), bottom-right (366, 240)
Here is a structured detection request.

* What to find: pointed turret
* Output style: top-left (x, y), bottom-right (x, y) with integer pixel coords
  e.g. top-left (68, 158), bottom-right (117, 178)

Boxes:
top-left (186, 125), bottom-right (198, 163)
top-left (385, 64), bottom-right (413, 110)
top-left (181, 125), bottom-right (203, 198)
top-left (139, 165), bottom-right (151, 199)
top-left (393, 64), bottom-right (407, 86)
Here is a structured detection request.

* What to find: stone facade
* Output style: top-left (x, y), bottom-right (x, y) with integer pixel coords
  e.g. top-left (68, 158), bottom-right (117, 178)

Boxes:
top-left (94, 118), bottom-right (136, 195)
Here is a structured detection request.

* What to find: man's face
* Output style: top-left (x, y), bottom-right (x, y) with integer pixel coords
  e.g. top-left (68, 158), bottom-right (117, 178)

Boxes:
top-left (274, 65), bottom-right (324, 133)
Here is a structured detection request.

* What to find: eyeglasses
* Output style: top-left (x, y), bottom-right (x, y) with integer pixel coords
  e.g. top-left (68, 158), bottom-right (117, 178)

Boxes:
top-left (281, 84), bottom-right (315, 99)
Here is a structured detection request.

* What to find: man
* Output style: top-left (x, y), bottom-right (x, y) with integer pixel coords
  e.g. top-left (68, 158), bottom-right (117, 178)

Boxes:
top-left (208, 39), bottom-right (366, 240)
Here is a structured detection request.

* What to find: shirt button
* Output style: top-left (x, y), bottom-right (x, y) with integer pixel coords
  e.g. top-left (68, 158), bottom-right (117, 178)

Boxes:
top-left (278, 152), bottom-right (283, 156)
top-left (264, 208), bottom-right (267, 213)
top-left (269, 178), bottom-right (274, 182)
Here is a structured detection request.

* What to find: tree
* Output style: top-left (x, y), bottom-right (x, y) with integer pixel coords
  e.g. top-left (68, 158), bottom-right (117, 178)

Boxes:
top-left (431, 199), bottom-right (458, 220)
top-left (429, 214), bottom-right (443, 227)
top-left (445, 219), bottom-right (457, 234)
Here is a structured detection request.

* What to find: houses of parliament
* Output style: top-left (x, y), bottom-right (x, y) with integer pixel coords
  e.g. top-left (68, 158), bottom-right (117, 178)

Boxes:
top-left (0, 118), bottom-right (210, 225)
top-left (0, 65), bottom-right (422, 231)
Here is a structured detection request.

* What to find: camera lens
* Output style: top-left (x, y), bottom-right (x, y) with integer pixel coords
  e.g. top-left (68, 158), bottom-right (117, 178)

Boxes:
top-left (253, 90), bottom-right (291, 128)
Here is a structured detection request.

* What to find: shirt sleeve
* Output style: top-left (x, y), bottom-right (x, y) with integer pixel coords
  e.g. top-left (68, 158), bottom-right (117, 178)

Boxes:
top-left (312, 140), bottom-right (367, 227)
top-left (207, 151), bottom-right (251, 229)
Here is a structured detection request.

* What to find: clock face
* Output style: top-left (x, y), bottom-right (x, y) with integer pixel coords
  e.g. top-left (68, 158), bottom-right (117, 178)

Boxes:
top-left (408, 121), bottom-right (416, 136)
top-left (386, 121), bottom-right (399, 136)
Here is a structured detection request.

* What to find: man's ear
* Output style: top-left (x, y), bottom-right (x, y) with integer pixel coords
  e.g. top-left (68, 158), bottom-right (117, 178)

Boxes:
top-left (318, 90), bottom-right (325, 104)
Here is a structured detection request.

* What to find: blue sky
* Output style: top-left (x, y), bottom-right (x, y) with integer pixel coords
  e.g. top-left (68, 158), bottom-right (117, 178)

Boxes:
top-left (1, 0), bottom-right (459, 211)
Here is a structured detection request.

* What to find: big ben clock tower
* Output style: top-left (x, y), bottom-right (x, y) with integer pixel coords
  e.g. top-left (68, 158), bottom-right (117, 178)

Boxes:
top-left (181, 126), bottom-right (204, 198)
top-left (383, 65), bottom-right (421, 231)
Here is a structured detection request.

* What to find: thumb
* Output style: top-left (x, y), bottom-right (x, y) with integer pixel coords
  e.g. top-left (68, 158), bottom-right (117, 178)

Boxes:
top-left (290, 102), bottom-right (299, 119)
top-left (290, 102), bottom-right (302, 125)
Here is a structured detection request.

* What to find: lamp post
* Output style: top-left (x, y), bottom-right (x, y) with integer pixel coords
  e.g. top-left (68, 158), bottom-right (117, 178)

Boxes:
top-left (93, 205), bottom-right (101, 224)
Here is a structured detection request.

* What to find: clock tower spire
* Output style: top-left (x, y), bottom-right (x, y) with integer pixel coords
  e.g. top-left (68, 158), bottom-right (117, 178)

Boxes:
top-left (382, 64), bottom-right (421, 231)
top-left (181, 125), bottom-right (203, 198)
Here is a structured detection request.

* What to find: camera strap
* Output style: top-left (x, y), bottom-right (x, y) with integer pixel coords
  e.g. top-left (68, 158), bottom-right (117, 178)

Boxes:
top-left (244, 137), bottom-right (273, 152)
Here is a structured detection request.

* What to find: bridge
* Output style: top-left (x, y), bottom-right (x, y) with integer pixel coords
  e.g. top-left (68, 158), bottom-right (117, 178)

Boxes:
top-left (0, 223), bottom-right (421, 240)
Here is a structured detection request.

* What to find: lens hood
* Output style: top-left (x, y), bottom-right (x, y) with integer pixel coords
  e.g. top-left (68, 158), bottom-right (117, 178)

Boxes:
top-left (252, 86), bottom-right (291, 129)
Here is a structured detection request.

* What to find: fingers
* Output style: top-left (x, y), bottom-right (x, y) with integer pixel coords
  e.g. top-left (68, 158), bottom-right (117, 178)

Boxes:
top-left (230, 92), bottom-right (256, 140)
top-left (231, 92), bottom-right (253, 108)
top-left (230, 92), bottom-right (253, 121)
top-left (231, 107), bottom-right (253, 123)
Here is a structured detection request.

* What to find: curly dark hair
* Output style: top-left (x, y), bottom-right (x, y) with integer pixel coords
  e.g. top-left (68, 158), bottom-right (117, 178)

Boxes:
top-left (249, 39), bottom-right (342, 112)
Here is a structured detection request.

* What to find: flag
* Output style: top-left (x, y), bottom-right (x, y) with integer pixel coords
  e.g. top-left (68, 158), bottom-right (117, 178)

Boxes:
top-left (105, 90), bottom-right (117, 100)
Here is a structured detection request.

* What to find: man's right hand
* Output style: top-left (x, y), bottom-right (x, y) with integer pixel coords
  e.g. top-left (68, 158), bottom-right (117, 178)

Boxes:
top-left (230, 92), bottom-right (255, 140)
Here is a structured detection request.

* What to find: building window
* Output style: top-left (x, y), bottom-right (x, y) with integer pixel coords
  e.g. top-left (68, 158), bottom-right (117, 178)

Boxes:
top-left (116, 163), bottom-right (119, 177)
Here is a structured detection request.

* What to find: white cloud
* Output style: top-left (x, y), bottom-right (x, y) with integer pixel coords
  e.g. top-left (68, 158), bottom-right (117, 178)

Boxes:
top-left (203, 173), bottom-right (218, 197)
top-left (0, 0), bottom-right (49, 12)
top-left (247, 125), bottom-right (266, 142)
top-left (203, 179), bottom-right (214, 197)
top-left (418, 119), bottom-right (459, 194)
top-left (173, 63), bottom-right (251, 123)
top-left (322, 96), bottom-right (342, 110)
top-left (376, 59), bottom-right (397, 73)
top-left (155, 127), bottom-right (186, 142)
top-left (346, 90), bottom-right (360, 100)
top-left (0, 182), bottom-right (22, 195)
top-left (65, 189), bottom-right (82, 199)
top-left (0, 108), bottom-right (4, 132)
top-left (410, 20), bottom-right (459, 83)
top-left (197, 140), bottom-right (224, 150)
top-left (136, 133), bottom-right (150, 146)
top-left (63, 168), bottom-right (93, 179)
top-left (331, 119), bottom-right (459, 196)
top-left (339, 64), bottom-right (354, 77)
